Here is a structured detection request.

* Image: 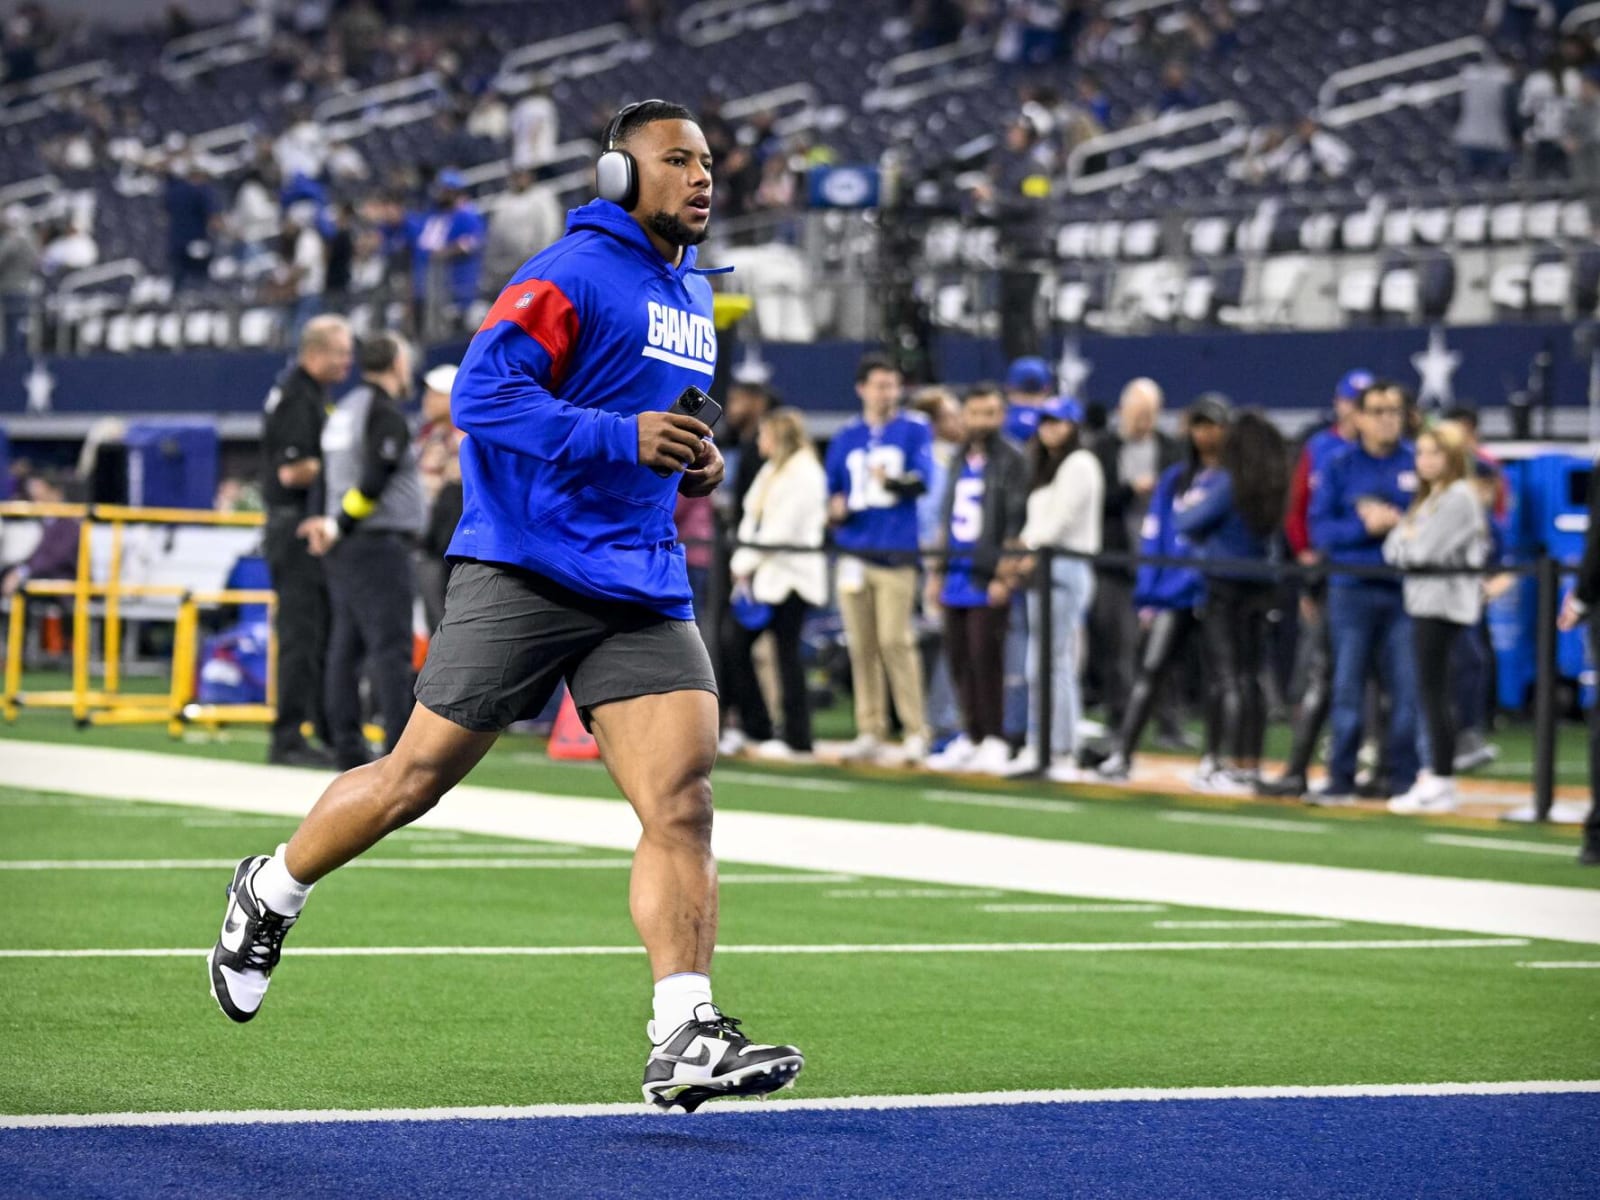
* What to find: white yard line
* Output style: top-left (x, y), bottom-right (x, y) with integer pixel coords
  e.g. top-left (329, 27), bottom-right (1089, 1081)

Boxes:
top-left (1153, 920), bottom-right (1344, 930)
top-left (1425, 835), bottom-right (1578, 858)
top-left (920, 790), bottom-right (1082, 814)
top-left (5, 1080), bottom-right (1597, 1130)
top-left (715, 770), bottom-right (854, 793)
top-left (981, 903), bottom-right (1167, 914)
top-left (827, 887), bottom-right (1004, 899)
top-left (3, 741), bottom-right (1598, 944)
top-left (0, 938), bottom-right (1530, 961)
top-left (1516, 961), bottom-right (1600, 969)
top-left (1159, 812), bottom-right (1329, 835)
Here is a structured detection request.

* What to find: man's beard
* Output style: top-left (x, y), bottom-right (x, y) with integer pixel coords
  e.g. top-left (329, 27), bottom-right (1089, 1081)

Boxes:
top-left (646, 209), bottom-right (709, 247)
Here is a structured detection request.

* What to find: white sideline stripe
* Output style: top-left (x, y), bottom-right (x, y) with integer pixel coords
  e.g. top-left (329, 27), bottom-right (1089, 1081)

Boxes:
top-left (0, 938), bottom-right (1530, 961)
top-left (981, 903), bottom-right (1166, 914)
top-left (718, 873), bottom-right (858, 884)
top-left (1425, 835), bottom-right (1578, 858)
top-left (1153, 920), bottom-right (1344, 930)
top-left (715, 771), bottom-right (853, 793)
top-left (827, 888), bottom-right (1004, 899)
top-left (920, 790), bottom-right (1083, 814)
top-left (1160, 812), bottom-right (1329, 835)
top-left (1516, 961), bottom-right (1600, 969)
top-left (5, 1080), bottom-right (1598, 1130)
top-left (4, 741), bottom-right (1598, 945)
top-left (400, 843), bottom-right (586, 855)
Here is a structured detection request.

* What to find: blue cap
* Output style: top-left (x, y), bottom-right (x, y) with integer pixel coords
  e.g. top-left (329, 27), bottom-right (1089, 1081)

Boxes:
top-left (436, 168), bottom-right (467, 190)
top-left (1039, 395), bottom-right (1084, 424)
top-left (1336, 369), bottom-right (1374, 402)
top-left (1005, 356), bottom-right (1053, 394)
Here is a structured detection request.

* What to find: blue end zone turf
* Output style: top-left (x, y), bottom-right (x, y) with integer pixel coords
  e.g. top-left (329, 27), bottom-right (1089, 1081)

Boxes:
top-left (3, 1093), bottom-right (1596, 1199)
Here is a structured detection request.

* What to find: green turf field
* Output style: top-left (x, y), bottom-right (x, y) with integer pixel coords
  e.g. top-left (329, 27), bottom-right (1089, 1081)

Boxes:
top-left (2, 741), bottom-right (1598, 1118)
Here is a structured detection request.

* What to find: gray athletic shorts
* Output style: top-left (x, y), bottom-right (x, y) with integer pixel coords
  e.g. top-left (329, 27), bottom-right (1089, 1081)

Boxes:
top-left (414, 559), bottom-right (717, 733)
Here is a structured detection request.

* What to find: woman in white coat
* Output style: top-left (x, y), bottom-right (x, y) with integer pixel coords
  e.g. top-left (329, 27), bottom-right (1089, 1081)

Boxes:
top-left (1003, 396), bottom-right (1104, 780)
top-left (725, 408), bottom-right (829, 758)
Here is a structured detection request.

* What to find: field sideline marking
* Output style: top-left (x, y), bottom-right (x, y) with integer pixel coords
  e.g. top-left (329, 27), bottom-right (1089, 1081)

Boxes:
top-left (1516, 961), bottom-right (1600, 969)
top-left (1153, 920), bottom-right (1344, 930)
top-left (4, 1080), bottom-right (1597, 1130)
top-left (827, 887), bottom-right (1004, 899)
top-left (0, 937), bottom-right (1529, 960)
top-left (1425, 835), bottom-right (1577, 858)
top-left (1159, 812), bottom-right (1329, 835)
top-left (920, 790), bottom-right (1083, 814)
top-left (980, 903), bottom-right (1166, 914)
top-left (0, 859), bottom-right (848, 884)
top-left (4, 741), bottom-right (1598, 944)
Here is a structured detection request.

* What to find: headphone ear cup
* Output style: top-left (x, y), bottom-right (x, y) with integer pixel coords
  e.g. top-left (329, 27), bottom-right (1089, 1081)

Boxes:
top-left (595, 149), bottom-right (638, 210)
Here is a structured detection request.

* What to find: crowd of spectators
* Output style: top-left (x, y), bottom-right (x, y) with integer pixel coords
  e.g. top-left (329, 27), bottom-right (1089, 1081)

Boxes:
top-left (696, 350), bottom-right (1538, 818)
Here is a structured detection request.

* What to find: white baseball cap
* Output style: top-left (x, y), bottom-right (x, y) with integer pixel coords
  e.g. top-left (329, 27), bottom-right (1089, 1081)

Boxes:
top-left (423, 364), bottom-right (459, 395)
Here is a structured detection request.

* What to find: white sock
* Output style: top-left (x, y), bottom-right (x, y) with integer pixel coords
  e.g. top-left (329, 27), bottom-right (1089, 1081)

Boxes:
top-left (250, 844), bottom-right (313, 915)
top-left (652, 972), bottom-right (713, 1040)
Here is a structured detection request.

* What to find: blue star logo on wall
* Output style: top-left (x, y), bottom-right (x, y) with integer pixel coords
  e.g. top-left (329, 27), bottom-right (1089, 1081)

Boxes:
top-left (23, 358), bottom-right (55, 414)
top-left (1410, 327), bottom-right (1460, 410)
top-left (1057, 337), bottom-right (1093, 397)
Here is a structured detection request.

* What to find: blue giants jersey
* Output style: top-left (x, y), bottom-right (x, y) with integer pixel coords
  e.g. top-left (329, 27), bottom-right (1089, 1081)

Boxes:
top-left (825, 412), bottom-right (933, 560)
top-left (446, 199), bottom-right (720, 619)
top-left (941, 452), bottom-right (990, 608)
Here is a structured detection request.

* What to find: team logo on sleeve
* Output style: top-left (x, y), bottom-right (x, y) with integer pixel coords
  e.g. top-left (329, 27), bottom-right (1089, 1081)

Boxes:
top-left (644, 302), bottom-right (716, 376)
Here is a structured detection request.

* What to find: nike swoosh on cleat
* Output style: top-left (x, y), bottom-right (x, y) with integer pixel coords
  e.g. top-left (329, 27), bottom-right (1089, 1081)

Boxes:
top-left (656, 1046), bottom-right (713, 1067)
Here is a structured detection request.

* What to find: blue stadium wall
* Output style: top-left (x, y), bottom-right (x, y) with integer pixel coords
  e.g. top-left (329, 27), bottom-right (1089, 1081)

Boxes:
top-left (0, 321), bottom-right (1592, 418)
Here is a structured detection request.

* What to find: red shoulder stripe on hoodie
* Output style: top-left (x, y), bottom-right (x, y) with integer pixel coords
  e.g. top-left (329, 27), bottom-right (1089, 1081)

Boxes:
top-left (477, 279), bottom-right (580, 383)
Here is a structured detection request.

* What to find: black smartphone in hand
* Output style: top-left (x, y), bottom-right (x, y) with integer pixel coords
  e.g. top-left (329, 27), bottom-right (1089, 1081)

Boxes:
top-left (653, 386), bottom-right (724, 477)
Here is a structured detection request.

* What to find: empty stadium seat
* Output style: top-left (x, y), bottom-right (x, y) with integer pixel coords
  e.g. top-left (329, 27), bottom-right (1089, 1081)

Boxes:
top-left (1336, 266), bottom-right (1380, 324)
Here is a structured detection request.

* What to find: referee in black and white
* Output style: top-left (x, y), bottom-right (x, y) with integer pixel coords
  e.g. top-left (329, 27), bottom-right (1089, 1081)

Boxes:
top-left (300, 331), bottom-right (426, 770)
top-left (260, 314), bottom-right (352, 767)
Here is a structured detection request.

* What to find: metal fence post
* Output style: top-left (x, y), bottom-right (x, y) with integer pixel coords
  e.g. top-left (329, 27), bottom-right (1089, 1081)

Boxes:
top-left (1034, 548), bottom-right (1054, 769)
top-left (1533, 552), bottom-right (1558, 821)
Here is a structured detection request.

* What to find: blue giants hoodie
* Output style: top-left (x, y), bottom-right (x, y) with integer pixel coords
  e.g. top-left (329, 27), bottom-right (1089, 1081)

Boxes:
top-left (1133, 462), bottom-right (1205, 611)
top-left (447, 199), bottom-right (720, 619)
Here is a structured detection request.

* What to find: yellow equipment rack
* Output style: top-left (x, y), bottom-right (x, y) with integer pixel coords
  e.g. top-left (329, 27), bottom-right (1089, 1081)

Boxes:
top-left (0, 501), bottom-right (276, 736)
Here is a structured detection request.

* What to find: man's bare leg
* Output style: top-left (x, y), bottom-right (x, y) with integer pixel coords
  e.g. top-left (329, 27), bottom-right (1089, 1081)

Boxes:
top-left (208, 703), bottom-right (496, 1022)
top-left (282, 704), bottom-right (500, 884)
top-left (587, 689), bottom-right (719, 980)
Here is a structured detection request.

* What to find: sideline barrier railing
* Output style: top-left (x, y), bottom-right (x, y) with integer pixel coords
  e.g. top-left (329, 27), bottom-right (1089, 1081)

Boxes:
top-left (692, 532), bottom-right (1579, 820)
top-left (0, 502), bottom-right (274, 735)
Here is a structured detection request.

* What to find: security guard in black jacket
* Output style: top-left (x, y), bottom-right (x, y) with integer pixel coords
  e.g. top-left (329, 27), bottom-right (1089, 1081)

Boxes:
top-left (260, 315), bottom-right (352, 766)
top-left (301, 331), bottom-right (426, 770)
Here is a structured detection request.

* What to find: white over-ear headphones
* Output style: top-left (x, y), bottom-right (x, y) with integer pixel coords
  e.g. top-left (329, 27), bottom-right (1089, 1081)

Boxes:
top-left (595, 99), bottom-right (668, 211)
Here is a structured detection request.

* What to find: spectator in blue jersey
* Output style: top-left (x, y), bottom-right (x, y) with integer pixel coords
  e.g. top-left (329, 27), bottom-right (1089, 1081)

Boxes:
top-left (825, 354), bottom-right (934, 764)
top-left (409, 169), bottom-right (487, 333)
top-left (1309, 381), bottom-right (1421, 804)
top-left (1002, 396), bottom-right (1104, 780)
top-left (1091, 395), bottom-right (1227, 781)
top-left (208, 100), bottom-right (803, 1111)
top-left (925, 383), bottom-right (1030, 775)
top-left (1173, 408), bottom-right (1290, 791)
top-left (910, 385), bottom-right (967, 747)
top-left (1262, 369), bottom-right (1370, 798)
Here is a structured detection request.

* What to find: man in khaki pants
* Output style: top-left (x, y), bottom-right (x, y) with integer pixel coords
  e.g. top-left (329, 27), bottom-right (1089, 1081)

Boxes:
top-left (824, 355), bottom-right (933, 763)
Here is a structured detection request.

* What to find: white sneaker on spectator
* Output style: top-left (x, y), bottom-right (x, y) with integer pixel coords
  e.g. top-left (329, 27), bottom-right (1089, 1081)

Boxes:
top-left (754, 739), bottom-right (794, 762)
top-left (1387, 773), bottom-right (1458, 815)
top-left (1001, 745), bottom-right (1041, 777)
top-left (1046, 757), bottom-right (1083, 784)
top-left (1188, 756), bottom-right (1221, 790)
top-left (900, 734), bottom-right (929, 765)
top-left (927, 735), bottom-right (976, 772)
top-left (1095, 753), bottom-right (1130, 781)
top-left (1201, 765), bottom-right (1253, 796)
top-left (718, 729), bottom-right (748, 758)
top-left (968, 737), bottom-right (1015, 776)
top-left (1306, 787), bottom-right (1355, 807)
top-left (840, 733), bottom-right (882, 763)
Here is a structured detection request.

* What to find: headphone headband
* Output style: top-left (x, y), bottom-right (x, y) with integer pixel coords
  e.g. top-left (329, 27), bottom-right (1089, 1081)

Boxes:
top-left (605, 98), bottom-right (671, 151)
